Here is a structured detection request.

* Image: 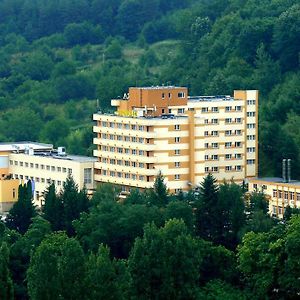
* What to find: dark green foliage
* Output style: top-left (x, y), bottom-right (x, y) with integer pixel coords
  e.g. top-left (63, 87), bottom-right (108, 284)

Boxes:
top-left (149, 172), bottom-right (169, 207)
top-left (42, 183), bottom-right (64, 231)
top-left (84, 245), bottom-right (130, 299)
top-left (128, 219), bottom-right (203, 299)
top-left (27, 233), bottom-right (85, 300)
top-left (195, 174), bottom-right (219, 240)
top-left (6, 181), bottom-right (36, 235)
top-left (0, 242), bottom-right (14, 300)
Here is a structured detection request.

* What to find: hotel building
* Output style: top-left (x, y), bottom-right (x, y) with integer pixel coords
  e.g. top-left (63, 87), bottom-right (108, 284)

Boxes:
top-left (93, 86), bottom-right (258, 194)
top-left (0, 142), bottom-right (96, 211)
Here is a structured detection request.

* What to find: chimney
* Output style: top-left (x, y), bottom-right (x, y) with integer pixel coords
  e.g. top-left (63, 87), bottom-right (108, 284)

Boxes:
top-left (282, 159), bottom-right (287, 183)
top-left (287, 159), bottom-right (292, 183)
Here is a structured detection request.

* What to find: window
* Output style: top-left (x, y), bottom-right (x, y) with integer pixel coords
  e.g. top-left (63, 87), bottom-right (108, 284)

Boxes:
top-left (202, 107), bottom-right (208, 113)
top-left (247, 135), bottom-right (255, 140)
top-left (175, 149), bottom-right (180, 155)
top-left (205, 143), bottom-right (209, 148)
top-left (247, 100), bottom-right (256, 105)
top-left (110, 171), bottom-right (115, 177)
top-left (235, 153), bottom-right (242, 159)
top-left (84, 168), bottom-right (92, 184)
top-left (225, 142), bottom-right (232, 148)
top-left (225, 118), bottom-right (232, 124)
top-left (58, 180), bottom-right (61, 186)
top-left (110, 159), bottom-right (116, 164)
top-left (235, 142), bottom-right (242, 147)
top-left (162, 93), bottom-right (165, 99)
top-left (178, 108), bottom-right (185, 114)
top-left (235, 165), bottom-right (242, 171)
top-left (211, 119), bottom-right (218, 124)
top-left (132, 162), bottom-right (137, 167)
top-left (235, 130), bottom-right (242, 135)
top-left (204, 131), bottom-right (209, 136)
top-left (63, 168), bottom-right (67, 173)
top-left (212, 143), bottom-right (218, 148)
top-left (117, 172), bottom-right (122, 178)
top-left (175, 124), bottom-right (180, 130)
top-left (205, 167), bottom-right (209, 172)
top-left (235, 106), bottom-right (242, 111)
top-left (125, 149), bottom-right (130, 154)
top-left (225, 154), bottom-right (232, 159)
top-left (68, 168), bottom-right (72, 174)
top-left (212, 166), bottom-right (218, 172)
top-left (125, 173), bottom-right (130, 179)
top-left (124, 124), bottom-right (130, 129)
top-left (51, 166), bottom-right (55, 171)
top-left (175, 162), bottom-right (180, 168)
top-left (110, 147), bottom-right (115, 152)
top-left (235, 118), bottom-right (242, 123)
top-left (175, 174), bottom-right (180, 180)
top-left (247, 123), bottom-right (255, 129)
top-left (139, 150), bottom-right (144, 156)
top-left (178, 92), bottom-right (185, 98)
top-left (247, 159), bottom-right (255, 165)
top-left (211, 107), bottom-right (219, 112)
top-left (117, 160), bottom-right (122, 165)
top-left (204, 119), bottom-right (209, 124)
top-left (225, 106), bottom-right (232, 112)
top-left (132, 174), bottom-right (136, 180)
top-left (125, 161), bottom-right (130, 166)
top-left (139, 125), bottom-right (144, 131)
top-left (9, 160), bottom-right (13, 165)
top-left (14, 161), bottom-right (18, 166)
top-left (20, 162), bottom-right (24, 167)
top-left (109, 122), bottom-right (114, 128)
top-left (175, 137), bottom-right (180, 143)
top-left (46, 165), bottom-right (50, 170)
top-left (225, 166), bottom-right (232, 171)
top-left (117, 123), bottom-right (122, 129)
top-left (12, 188), bottom-right (16, 199)
top-left (132, 137), bottom-right (137, 142)
top-left (139, 138), bottom-right (144, 143)
top-left (139, 163), bottom-right (144, 168)
top-left (139, 175), bottom-right (145, 181)
top-left (25, 162), bottom-right (29, 167)
top-left (273, 190), bottom-right (277, 197)
top-left (35, 164), bottom-right (39, 168)
top-left (205, 155), bottom-right (209, 160)
top-left (117, 147), bottom-right (123, 153)
top-left (212, 155), bottom-right (218, 160)
top-left (247, 112), bottom-right (255, 117)
top-left (225, 130), bottom-right (232, 136)
top-left (102, 121), bottom-right (107, 127)
top-left (132, 125), bottom-right (137, 130)
top-left (284, 191), bottom-right (289, 200)
top-left (125, 136), bottom-right (130, 142)
top-left (211, 131), bottom-right (218, 136)
top-left (132, 149), bottom-right (137, 155)
top-left (109, 134), bottom-right (114, 140)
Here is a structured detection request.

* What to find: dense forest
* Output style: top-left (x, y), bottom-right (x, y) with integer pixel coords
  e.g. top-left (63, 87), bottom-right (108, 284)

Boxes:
top-left (0, 0), bottom-right (299, 178)
top-left (2, 173), bottom-right (300, 299)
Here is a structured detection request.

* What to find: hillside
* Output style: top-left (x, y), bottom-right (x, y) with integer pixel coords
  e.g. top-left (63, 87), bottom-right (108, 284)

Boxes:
top-left (0, 0), bottom-right (299, 177)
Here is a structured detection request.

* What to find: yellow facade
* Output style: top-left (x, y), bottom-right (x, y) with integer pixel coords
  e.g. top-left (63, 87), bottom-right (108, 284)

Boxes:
top-left (93, 87), bottom-right (258, 194)
top-left (248, 178), bottom-right (300, 218)
top-left (0, 178), bottom-right (19, 212)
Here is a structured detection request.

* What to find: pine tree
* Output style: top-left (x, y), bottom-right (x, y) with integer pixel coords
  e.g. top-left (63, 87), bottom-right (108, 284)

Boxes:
top-left (6, 181), bottom-right (36, 234)
top-left (195, 174), bottom-right (219, 240)
top-left (149, 172), bottom-right (169, 207)
top-left (43, 183), bottom-right (64, 231)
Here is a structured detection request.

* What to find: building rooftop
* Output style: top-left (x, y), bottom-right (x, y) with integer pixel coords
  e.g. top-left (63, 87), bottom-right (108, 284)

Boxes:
top-left (132, 86), bottom-right (186, 90)
top-left (250, 177), bottom-right (300, 186)
top-left (11, 151), bottom-right (97, 163)
top-left (188, 95), bottom-right (234, 102)
top-left (0, 142), bottom-right (53, 152)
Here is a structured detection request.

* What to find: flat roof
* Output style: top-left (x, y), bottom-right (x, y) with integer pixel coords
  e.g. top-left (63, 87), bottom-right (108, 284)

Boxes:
top-left (10, 152), bottom-right (97, 163)
top-left (188, 95), bottom-right (234, 102)
top-left (130, 86), bottom-right (186, 90)
top-left (249, 177), bottom-right (300, 186)
top-left (0, 142), bottom-right (53, 152)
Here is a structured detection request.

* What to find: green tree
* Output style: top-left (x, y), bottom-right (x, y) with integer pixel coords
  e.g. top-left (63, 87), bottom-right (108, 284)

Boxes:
top-left (149, 172), bottom-right (169, 207)
top-left (6, 181), bottom-right (36, 234)
top-left (195, 174), bottom-right (219, 241)
top-left (27, 233), bottom-right (85, 300)
top-left (0, 242), bottom-right (14, 300)
top-left (84, 245), bottom-right (130, 299)
top-left (128, 219), bottom-right (203, 299)
top-left (42, 183), bottom-right (64, 231)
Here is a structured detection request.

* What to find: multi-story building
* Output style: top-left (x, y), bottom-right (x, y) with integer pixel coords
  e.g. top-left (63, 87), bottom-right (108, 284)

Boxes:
top-left (0, 142), bottom-right (96, 210)
top-left (93, 86), bottom-right (258, 194)
top-left (248, 177), bottom-right (300, 219)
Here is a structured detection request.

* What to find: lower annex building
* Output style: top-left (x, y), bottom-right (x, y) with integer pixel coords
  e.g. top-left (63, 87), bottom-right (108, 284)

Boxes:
top-left (93, 86), bottom-right (258, 195)
top-left (0, 142), bottom-right (96, 212)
